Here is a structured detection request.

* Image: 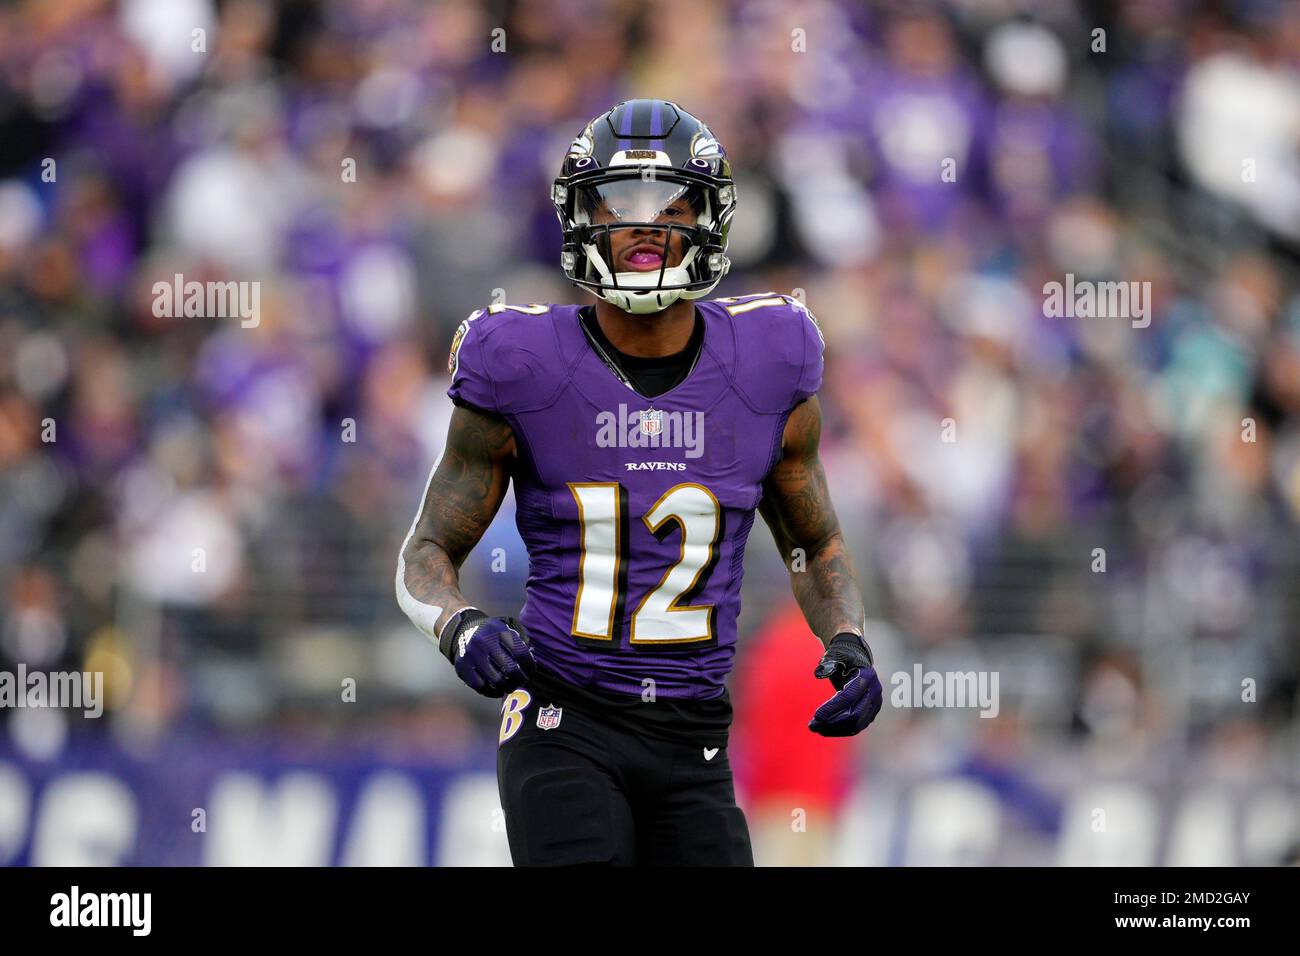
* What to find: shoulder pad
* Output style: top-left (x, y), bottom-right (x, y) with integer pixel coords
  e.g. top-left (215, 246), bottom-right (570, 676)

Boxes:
top-left (447, 303), bottom-right (563, 414)
top-left (716, 293), bottom-right (824, 413)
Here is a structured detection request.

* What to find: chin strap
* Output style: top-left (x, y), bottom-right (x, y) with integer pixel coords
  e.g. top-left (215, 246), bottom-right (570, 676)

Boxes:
top-left (580, 242), bottom-right (720, 314)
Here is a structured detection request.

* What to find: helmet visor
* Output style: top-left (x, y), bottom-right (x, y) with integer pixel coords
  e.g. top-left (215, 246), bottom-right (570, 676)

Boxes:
top-left (576, 178), bottom-right (706, 227)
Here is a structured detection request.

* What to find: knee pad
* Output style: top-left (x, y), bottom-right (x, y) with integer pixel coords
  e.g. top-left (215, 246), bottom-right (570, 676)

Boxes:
top-left (505, 766), bottom-right (630, 866)
top-left (669, 805), bottom-right (754, 866)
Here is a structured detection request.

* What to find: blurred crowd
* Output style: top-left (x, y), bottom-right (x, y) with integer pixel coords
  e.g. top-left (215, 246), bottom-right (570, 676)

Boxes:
top-left (0, 0), bottom-right (1298, 796)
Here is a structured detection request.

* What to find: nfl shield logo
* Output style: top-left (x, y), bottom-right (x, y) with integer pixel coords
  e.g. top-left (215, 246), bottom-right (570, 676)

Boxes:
top-left (537, 704), bottom-right (562, 730)
top-left (639, 409), bottom-right (663, 437)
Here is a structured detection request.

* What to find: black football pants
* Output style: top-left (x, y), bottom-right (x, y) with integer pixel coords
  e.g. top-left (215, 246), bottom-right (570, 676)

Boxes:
top-left (495, 688), bottom-right (754, 866)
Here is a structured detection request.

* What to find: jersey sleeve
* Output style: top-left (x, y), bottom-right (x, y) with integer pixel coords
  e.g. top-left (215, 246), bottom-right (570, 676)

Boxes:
top-left (726, 293), bottom-right (826, 413)
top-left (791, 296), bottom-right (825, 406)
top-left (447, 304), bottom-right (569, 415)
top-left (447, 309), bottom-right (497, 412)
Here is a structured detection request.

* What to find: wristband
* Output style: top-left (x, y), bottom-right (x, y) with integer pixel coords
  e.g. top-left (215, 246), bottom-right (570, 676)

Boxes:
top-left (830, 631), bottom-right (874, 668)
top-left (438, 607), bottom-right (488, 663)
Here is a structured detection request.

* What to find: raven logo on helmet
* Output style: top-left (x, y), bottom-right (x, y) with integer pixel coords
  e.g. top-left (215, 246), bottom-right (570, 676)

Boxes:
top-left (689, 132), bottom-right (724, 159)
top-left (567, 125), bottom-right (595, 159)
top-left (552, 99), bottom-right (736, 315)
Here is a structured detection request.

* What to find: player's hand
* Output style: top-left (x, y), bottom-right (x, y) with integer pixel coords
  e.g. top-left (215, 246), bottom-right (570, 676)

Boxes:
top-left (809, 633), bottom-right (882, 737)
top-left (438, 609), bottom-right (535, 698)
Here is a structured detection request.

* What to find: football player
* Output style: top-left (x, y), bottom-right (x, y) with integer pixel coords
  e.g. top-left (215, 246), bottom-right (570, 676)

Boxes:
top-left (397, 99), bottom-right (882, 866)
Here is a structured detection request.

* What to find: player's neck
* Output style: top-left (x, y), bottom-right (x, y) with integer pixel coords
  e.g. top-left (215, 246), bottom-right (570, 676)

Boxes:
top-left (592, 298), bottom-right (697, 358)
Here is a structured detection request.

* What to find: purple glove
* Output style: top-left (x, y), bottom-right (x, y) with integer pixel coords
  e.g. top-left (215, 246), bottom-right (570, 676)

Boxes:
top-left (438, 609), bottom-right (535, 698)
top-left (809, 633), bottom-right (883, 737)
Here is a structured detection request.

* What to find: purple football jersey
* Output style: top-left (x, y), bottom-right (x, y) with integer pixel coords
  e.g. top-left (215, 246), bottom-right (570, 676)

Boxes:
top-left (447, 294), bottom-right (823, 700)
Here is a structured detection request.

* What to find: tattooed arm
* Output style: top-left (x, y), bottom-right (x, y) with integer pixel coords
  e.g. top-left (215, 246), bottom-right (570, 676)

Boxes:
top-left (760, 396), bottom-right (882, 736)
top-left (396, 403), bottom-right (516, 644)
top-left (758, 395), bottom-right (866, 648)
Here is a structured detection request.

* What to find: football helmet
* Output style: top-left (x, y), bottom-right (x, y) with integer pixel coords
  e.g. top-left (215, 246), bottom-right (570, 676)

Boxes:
top-left (552, 99), bottom-right (735, 314)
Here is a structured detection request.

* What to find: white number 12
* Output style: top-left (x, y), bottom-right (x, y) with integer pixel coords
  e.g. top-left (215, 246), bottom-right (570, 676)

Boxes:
top-left (568, 482), bottom-right (721, 645)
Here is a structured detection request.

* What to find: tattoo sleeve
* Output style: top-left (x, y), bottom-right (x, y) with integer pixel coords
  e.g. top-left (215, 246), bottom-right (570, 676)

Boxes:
top-left (396, 403), bottom-right (516, 642)
top-left (758, 396), bottom-right (867, 647)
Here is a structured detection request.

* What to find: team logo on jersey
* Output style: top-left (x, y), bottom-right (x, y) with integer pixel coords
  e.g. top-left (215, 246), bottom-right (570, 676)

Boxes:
top-left (536, 704), bottom-right (563, 730)
top-left (639, 408), bottom-right (663, 437)
top-left (499, 689), bottom-right (532, 745)
top-left (448, 317), bottom-right (471, 375)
